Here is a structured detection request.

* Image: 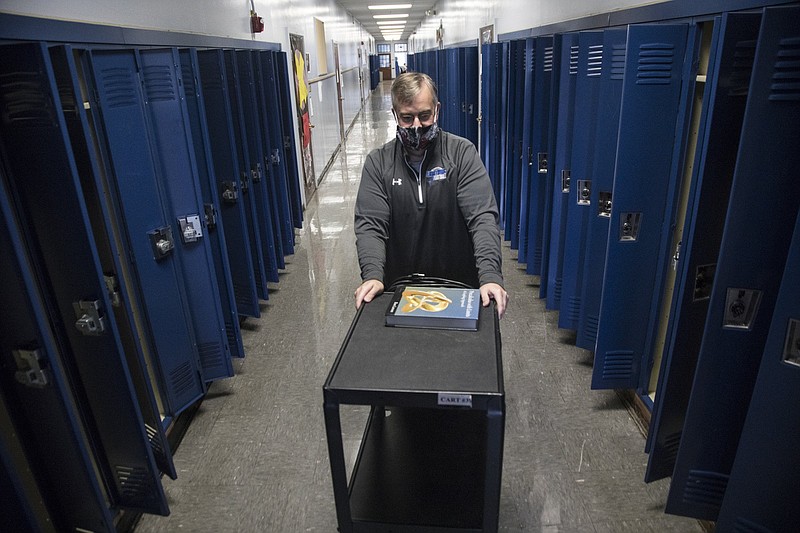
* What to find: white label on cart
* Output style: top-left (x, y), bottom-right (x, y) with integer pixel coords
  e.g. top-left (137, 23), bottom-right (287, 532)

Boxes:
top-left (438, 393), bottom-right (472, 408)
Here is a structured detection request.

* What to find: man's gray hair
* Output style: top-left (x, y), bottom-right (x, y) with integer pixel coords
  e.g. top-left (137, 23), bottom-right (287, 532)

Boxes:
top-left (391, 72), bottom-right (439, 109)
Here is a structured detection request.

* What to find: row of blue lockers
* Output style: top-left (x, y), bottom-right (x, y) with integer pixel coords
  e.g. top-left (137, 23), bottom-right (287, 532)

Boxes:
top-left (0, 42), bottom-right (303, 530)
top-left (413, 5), bottom-right (798, 530)
top-left (368, 54), bottom-right (381, 91)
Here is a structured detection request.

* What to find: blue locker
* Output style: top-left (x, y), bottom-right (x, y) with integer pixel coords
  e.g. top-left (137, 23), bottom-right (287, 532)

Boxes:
top-left (524, 36), bottom-right (554, 277)
top-left (49, 45), bottom-right (176, 477)
top-left (497, 42), bottom-right (509, 227)
top-left (517, 38), bottom-right (536, 265)
top-left (445, 48), bottom-right (458, 134)
top-left (480, 44), bottom-right (491, 167)
top-left (407, 53), bottom-right (415, 72)
top-left (139, 48), bottom-right (233, 382)
top-left (437, 49), bottom-right (448, 129)
top-left (545, 33), bottom-right (579, 310)
top-left (558, 30), bottom-right (603, 331)
top-left (505, 40), bottom-right (526, 250)
top-left (276, 51), bottom-right (304, 231)
top-left (716, 212), bottom-right (800, 532)
top-left (196, 49), bottom-right (260, 318)
top-left (666, 7), bottom-right (800, 520)
top-left (575, 29), bottom-right (627, 351)
top-left (644, 12), bottom-right (761, 481)
top-left (258, 50), bottom-right (296, 257)
top-left (0, 169), bottom-right (116, 530)
top-left (85, 48), bottom-right (207, 416)
top-left (235, 49), bottom-right (280, 285)
top-left (179, 48), bottom-right (245, 360)
top-left (591, 24), bottom-right (690, 388)
top-left (224, 49), bottom-right (270, 301)
top-left (2, 43), bottom-right (171, 513)
top-left (463, 47), bottom-right (479, 147)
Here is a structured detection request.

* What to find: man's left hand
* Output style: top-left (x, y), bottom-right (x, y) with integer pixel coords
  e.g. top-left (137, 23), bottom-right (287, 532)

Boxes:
top-left (480, 283), bottom-right (508, 319)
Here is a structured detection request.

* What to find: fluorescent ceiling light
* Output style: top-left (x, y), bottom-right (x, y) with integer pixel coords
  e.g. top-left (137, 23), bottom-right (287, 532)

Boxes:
top-left (376, 20), bottom-right (406, 25)
top-left (369, 4), bottom-right (412, 9)
top-left (373, 13), bottom-right (409, 18)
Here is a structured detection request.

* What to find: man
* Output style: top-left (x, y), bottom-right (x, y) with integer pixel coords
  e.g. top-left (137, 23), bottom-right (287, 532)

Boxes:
top-left (354, 72), bottom-right (508, 318)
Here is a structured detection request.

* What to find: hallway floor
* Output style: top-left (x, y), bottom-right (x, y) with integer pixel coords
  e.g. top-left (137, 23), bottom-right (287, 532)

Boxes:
top-left (135, 82), bottom-right (704, 533)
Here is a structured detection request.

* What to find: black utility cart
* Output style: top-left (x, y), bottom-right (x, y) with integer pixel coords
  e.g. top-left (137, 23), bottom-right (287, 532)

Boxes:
top-left (323, 292), bottom-right (505, 532)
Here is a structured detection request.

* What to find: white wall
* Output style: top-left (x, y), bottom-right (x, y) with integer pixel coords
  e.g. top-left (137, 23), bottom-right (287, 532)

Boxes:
top-left (1, 0), bottom-right (374, 197)
top-left (409, 0), bottom-right (668, 50)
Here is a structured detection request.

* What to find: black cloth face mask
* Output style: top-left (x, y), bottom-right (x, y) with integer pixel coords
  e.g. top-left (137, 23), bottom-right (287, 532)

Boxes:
top-left (396, 121), bottom-right (439, 152)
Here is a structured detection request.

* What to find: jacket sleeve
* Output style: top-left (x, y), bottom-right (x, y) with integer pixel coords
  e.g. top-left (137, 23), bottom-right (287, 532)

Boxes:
top-left (455, 141), bottom-right (504, 287)
top-left (354, 150), bottom-right (391, 282)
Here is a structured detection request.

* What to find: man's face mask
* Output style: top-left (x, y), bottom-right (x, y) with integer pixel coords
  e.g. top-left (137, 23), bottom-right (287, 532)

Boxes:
top-left (394, 109), bottom-right (439, 152)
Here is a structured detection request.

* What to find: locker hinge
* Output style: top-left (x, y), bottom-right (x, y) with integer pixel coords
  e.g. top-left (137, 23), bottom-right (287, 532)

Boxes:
top-left (148, 226), bottom-right (175, 260)
top-left (73, 299), bottom-right (107, 336)
top-left (204, 203), bottom-right (217, 229)
top-left (13, 348), bottom-right (50, 388)
top-left (271, 148), bottom-right (281, 165)
top-left (671, 240), bottom-right (682, 270)
top-left (104, 274), bottom-right (122, 307)
top-left (221, 181), bottom-right (239, 203)
top-left (178, 215), bottom-right (203, 244)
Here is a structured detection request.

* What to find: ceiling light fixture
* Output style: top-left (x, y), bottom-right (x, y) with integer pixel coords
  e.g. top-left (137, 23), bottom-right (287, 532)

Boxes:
top-left (368, 4), bottom-right (412, 10)
top-left (373, 13), bottom-right (409, 18)
top-left (376, 20), bottom-right (406, 25)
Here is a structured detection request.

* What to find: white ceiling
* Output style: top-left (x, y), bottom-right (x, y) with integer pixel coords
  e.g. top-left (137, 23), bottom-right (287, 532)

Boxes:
top-left (335, 1), bottom-right (437, 42)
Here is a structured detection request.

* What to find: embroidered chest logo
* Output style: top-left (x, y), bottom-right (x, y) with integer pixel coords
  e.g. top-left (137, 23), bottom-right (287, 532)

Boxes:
top-left (426, 166), bottom-right (447, 183)
top-left (392, 178), bottom-right (403, 186)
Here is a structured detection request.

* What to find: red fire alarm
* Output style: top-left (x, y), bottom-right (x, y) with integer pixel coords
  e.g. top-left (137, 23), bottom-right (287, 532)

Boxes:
top-left (250, 11), bottom-right (264, 33)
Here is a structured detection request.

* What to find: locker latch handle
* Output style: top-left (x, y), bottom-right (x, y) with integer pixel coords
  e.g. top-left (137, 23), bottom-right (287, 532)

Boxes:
top-left (271, 148), bottom-right (281, 165)
top-left (148, 226), bottom-right (174, 260)
top-left (73, 299), bottom-right (107, 336)
top-left (178, 215), bottom-right (203, 244)
top-left (222, 181), bottom-right (239, 203)
top-left (13, 348), bottom-right (50, 388)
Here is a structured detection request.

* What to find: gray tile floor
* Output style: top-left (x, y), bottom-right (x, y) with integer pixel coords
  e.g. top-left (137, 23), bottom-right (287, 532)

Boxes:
top-left (135, 83), bottom-right (704, 533)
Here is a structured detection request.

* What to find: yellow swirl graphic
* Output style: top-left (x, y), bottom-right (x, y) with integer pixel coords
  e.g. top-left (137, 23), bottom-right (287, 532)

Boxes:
top-left (401, 289), bottom-right (452, 313)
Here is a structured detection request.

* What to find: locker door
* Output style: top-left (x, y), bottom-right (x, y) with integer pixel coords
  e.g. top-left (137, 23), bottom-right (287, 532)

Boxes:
top-left (545, 33), bottom-right (579, 310)
top-left (497, 42), bottom-right (509, 227)
top-left (224, 49), bottom-right (270, 300)
top-left (445, 48), bottom-right (457, 134)
top-left (644, 12), bottom-right (761, 482)
top-left (510, 40), bottom-right (527, 250)
top-left (558, 31), bottom-right (603, 331)
top-left (591, 24), bottom-right (690, 388)
top-left (179, 48), bottom-right (245, 360)
top-left (49, 45), bottom-right (176, 478)
top-left (464, 46), bottom-right (479, 147)
top-left (517, 38), bottom-right (536, 264)
top-left (258, 50), bottom-right (296, 257)
top-left (235, 49), bottom-right (280, 284)
top-left (666, 7), bottom-right (800, 520)
top-left (138, 48), bottom-right (233, 382)
top-left (0, 170), bottom-right (115, 531)
top-left (196, 49), bottom-right (260, 318)
top-left (85, 48), bottom-right (206, 416)
top-left (2, 43), bottom-right (170, 513)
top-left (276, 51), bottom-right (304, 230)
top-left (480, 44), bottom-right (491, 167)
top-left (716, 213), bottom-right (800, 533)
top-left (436, 49), bottom-right (446, 128)
top-left (575, 29), bottom-right (627, 350)
top-left (524, 36), bottom-right (554, 277)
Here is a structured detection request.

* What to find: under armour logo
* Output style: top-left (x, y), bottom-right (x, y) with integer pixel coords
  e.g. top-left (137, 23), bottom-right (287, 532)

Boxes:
top-left (392, 178), bottom-right (402, 186)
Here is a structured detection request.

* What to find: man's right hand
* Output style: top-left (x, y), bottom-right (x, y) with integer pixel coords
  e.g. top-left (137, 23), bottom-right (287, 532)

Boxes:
top-left (354, 279), bottom-right (385, 309)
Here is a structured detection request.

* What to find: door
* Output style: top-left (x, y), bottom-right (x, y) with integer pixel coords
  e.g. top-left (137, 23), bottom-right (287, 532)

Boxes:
top-left (517, 38), bottom-right (536, 265)
top-left (591, 24), bottom-right (690, 388)
top-left (378, 53), bottom-right (392, 81)
top-left (575, 29), bottom-right (627, 350)
top-left (276, 51), bottom-right (305, 230)
top-left (289, 33), bottom-right (317, 200)
top-left (463, 46), bottom-right (479, 147)
top-left (196, 49), bottom-right (260, 318)
top-left (558, 30), bottom-right (604, 331)
top-left (545, 32), bottom-right (579, 310)
top-left (644, 12), bottom-right (761, 482)
top-left (504, 40), bottom-right (525, 249)
top-left (666, 7), bottom-right (800, 520)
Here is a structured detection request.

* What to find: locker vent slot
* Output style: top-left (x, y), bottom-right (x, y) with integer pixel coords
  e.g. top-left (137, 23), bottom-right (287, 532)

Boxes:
top-left (729, 40), bottom-right (757, 96)
top-left (100, 67), bottom-right (138, 108)
top-left (662, 431), bottom-right (681, 463)
top-left (544, 46), bottom-right (554, 72)
top-left (55, 79), bottom-right (78, 116)
top-left (115, 464), bottom-right (151, 503)
top-left (144, 423), bottom-right (174, 479)
top-left (142, 65), bottom-right (176, 102)
top-left (0, 72), bottom-right (56, 128)
top-left (569, 45), bottom-right (579, 75)
top-left (682, 470), bottom-right (728, 509)
top-left (226, 326), bottom-right (241, 358)
top-left (202, 72), bottom-right (224, 92)
top-left (232, 281), bottom-right (252, 310)
top-left (600, 350), bottom-right (633, 379)
top-left (169, 361), bottom-right (195, 397)
top-left (733, 516), bottom-right (776, 533)
top-left (584, 314), bottom-right (599, 344)
top-left (567, 296), bottom-right (581, 322)
top-left (553, 278), bottom-right (562, 300)
top-left (198, 341), bottom-right (225, 371)
top-left (635, 43), bottom-right (675, 85)
top-left (181, 63), bottom-right (196, 94)
top-left (611, 44), bottom-right (627, 80)
top-left (587, 44), bottom-right (603, 77)
top-left (531, 246), bottom-right (542, 269)
top-left (769, 37), bottom-right (800, 101)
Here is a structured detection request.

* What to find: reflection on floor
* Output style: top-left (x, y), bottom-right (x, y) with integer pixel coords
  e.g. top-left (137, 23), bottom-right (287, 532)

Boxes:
top-left (135, 81), bottom-right (704, 533)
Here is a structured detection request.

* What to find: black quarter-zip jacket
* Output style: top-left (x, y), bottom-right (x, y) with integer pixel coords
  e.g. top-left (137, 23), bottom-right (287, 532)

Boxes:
top-left (355, 131), bottom-right (503, 289)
